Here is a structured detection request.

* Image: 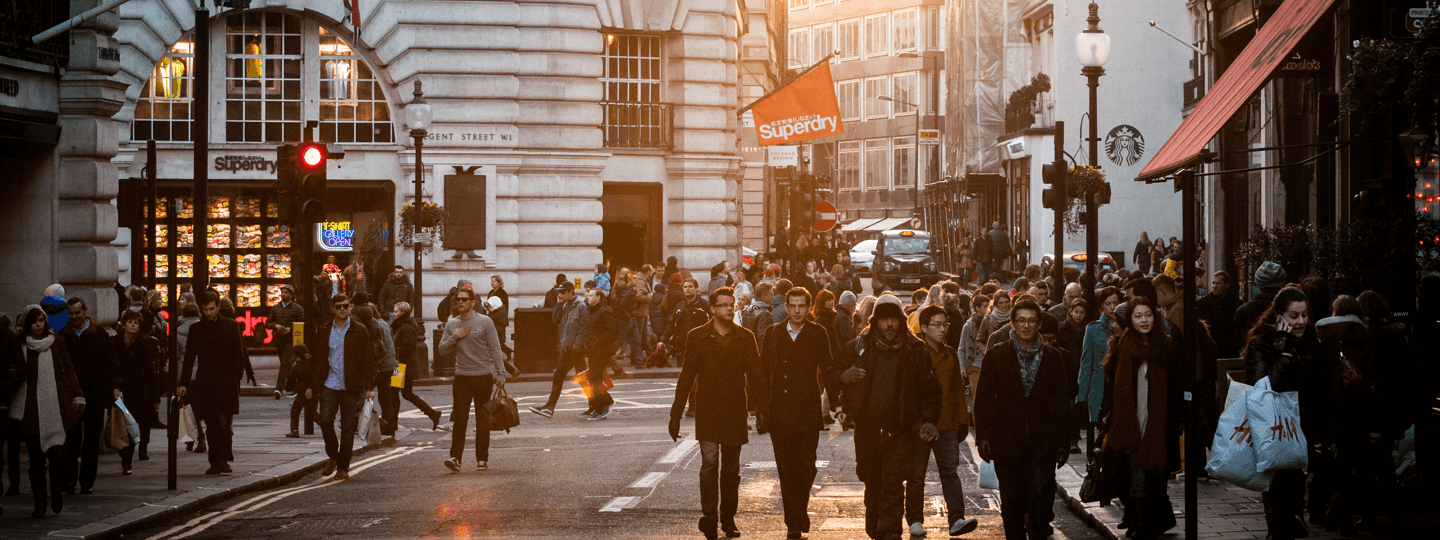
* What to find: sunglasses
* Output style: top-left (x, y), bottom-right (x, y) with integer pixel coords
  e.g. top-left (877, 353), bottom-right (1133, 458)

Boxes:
top-left (334, 303), bottom-right (353, 309)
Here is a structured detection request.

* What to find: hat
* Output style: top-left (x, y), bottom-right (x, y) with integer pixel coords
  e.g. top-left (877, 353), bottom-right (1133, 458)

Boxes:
top-left (871, 293), bottom-right (905, 323)
top-left (45, 284), bottom-right (65, 298)
top-left (41, 295), bottom-right (69, 331)
top-left (281, 284), bottom-right (295, 294)
top-left (1254, 261), bottom-right (1287, 291)
top-left (838, 291), bottom-right (857, 307)
top-left (584, 280), bottom-right (598, 289)
top-left (766, 263), bottom-right (782, 274)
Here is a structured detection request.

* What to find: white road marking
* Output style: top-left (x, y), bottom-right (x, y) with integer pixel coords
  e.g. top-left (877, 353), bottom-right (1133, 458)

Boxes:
top-left (599, 496), bottom-right (638, 512)
top-left (629, 471), bottom-right (668, 488)
top-left (744, 461), bottom-right (830, 468)
top-left (657, 439), bottom-right (699, 464)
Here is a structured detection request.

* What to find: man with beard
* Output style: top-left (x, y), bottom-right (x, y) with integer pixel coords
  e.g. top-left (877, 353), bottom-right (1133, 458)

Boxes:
top-left (838, 297), bottom-right (945, 540)
top-left (974, 299), bottom-right (1072, 539)
top-left (670, 287), bottom-right (768, 540)
top-left (377, 265), bottom-right (413, 323)
top-left (760, 287), bottom-right (845, 538)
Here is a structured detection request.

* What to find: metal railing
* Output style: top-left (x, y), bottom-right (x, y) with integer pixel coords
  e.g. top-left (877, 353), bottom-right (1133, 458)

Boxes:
top-left (602, 102), bottom-right (673, 150)
top-left (1, 0), bottom-right (70, 64)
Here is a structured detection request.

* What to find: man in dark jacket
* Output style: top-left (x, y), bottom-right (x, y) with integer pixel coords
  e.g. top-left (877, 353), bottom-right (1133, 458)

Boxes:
top-left (1197, 270), bottom-right (1244, 357)
top-left (670, 287), bottom-right (768, 540)
top-left (59, 297), bottom-right (119, 494)
top-left (839, 299), bottom-right (946, 540)
top-left (987, 222), bottom-right (1012, 275)
top-left (759, 287), bottom-right (845, 539)
top-left (303, 293), bottom-right (376, 479)
top-left (974, 299), bottom-right (1072, 540)
top-left (532, 282), bottom-right (586, 417)
top-left (1234, 261), bottom-right (1286, 339)
top-left (179, 291), bottom-right (248, 475)
top-left (659, 278), bottom-right (709, 368)
top-left (266, 285), bottom-right (304, 399)
top-left (581, 288), bottom-right (618, 419)
top-left (543, 274), bottom-right (569, 308)
top-left (377, 265), bottom-right (413, 321)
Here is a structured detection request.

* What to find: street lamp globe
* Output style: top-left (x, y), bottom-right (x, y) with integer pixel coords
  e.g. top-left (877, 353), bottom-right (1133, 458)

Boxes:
top-left (1075, 2), bottom-right (1110, 68)
top-left (405, 82), bottom-right (432, 131)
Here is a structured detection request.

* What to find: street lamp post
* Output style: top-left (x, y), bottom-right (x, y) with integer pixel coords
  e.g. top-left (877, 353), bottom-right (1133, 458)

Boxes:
top-left (1075, 0), bottom-right (1109, 468)
top-left (405, 81), bottom-right (432, 375)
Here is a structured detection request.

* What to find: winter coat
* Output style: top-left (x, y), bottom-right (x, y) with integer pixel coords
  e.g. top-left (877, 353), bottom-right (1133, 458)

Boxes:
top-left (265, 301), bottom-right (305, 347)
top-left (593, 272), bottom-right (611, 293)
top-left (663, 297), bottom-right (710, 354)
top-left (1233, 291), bottom-right (1276, 342)
top-left (758, 320), bottom-right (845, 433)
top-left (1244, 328), bottom-right (1333, 441)
top-left (674, 320), bottom-right (768, 446)
top-left (486, 287), bottom-right (510, 328)
top-left (840, 330), bottom-right (943, 435)
top-left (583, 303), bottom-right (618, 361)
top-left (391, 314), bottom-right (419, 367)
top-left (14, 338), bottom-right (85, 436)
top-left (833, 307), bottom-right (857, 353)
top-left (179, 317), bottom-right (247, 417)
top-left (1100, 331), bottom-right (1172, 471)
top-left (57, 318), bottom-right (120, 409)
top-left (1077, 314), bottom-right (1115, 422)
top-left (112, 333), bottom-right (161, 425)
top-left (308, 317), bottom-right (377, 395)
top-left (609, 284), bottom-right (635, 322)
top-left (1196, 292), bottom-right (1244, 358)
top-left (973, 335), bottom-right (1072, 461)
top-left (814, 306), bottom-right (842, 359)
top-left (378, 276), bottom-right (414, 315)
top-left (740, 298), bottom-right (773, 352)
top-left (631, 278), bottom-right (653, 320)
top-left (553, 297), bottom-right (587, 351)
top-left (922, 338), bottom-right (969, 431)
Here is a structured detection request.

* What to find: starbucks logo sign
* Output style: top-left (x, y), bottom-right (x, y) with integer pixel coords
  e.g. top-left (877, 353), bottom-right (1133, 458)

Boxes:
top-left (1104, 125), bottom-right (1145, 166)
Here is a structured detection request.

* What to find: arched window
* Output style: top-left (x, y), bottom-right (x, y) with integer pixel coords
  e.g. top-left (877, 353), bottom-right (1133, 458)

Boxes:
top-left (132, 11), bottom-right (394, 144)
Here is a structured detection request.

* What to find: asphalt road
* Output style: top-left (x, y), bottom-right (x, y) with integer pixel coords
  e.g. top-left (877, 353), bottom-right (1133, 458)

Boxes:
top-left (129, 380), bottom-right (1107, 540)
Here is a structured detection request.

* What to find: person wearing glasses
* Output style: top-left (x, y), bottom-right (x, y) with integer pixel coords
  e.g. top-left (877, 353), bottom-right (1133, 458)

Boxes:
top-left (906, 304), bottom-right (979, 537)
top-left (973, 298), bottom-right (1073, 540)
top-left (178, 291), bottom-right (248, 476)
top-left (304, 293), bottom-right (376, 480)
top-left (438, 286), bottom-right (507, 471)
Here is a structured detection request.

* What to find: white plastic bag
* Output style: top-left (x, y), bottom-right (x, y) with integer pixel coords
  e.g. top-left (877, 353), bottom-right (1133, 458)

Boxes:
top-left (979, 460), bottom-right (999, 490)
top-left (114, 397), bottom-right (141, 446)
top-left (1206, 380), bottom-right (1274, 491)
top-left (1247, 376), bottom-right (1308, 471)
top-left (358, 397), bottom-right (382, 445)
top-left (178, 404), bottom-right (199, 444)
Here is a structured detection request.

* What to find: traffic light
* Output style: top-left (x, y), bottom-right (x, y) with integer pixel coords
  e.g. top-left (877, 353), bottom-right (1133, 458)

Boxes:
top-left (295, 141), bottom-right (327, 223)
top-left (1041, 159), bottom-right (1067, 210)
top-left (790, 177), bottom-right (818, 230)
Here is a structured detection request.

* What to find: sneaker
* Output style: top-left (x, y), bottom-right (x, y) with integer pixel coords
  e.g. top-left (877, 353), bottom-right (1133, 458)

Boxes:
top-left (273, 390), bottom-right (283, 400)
top-left (444, 457), bottom-right (461, 472)
top-left (334, 469), bottom-right (349, 480)
top-left (950, 517), bottom-right (978, 536)
top-left (436, 421), bottom-right (454, 432)
top-left (476, 461), bottom-right (488, 471)
top-left (579, 408), bottom-right (596, 418)
top-left (589, 404), bottom-right (613, 421)
top-left (910, 521), bottom-right (926, 536)
top-left (528, 406), bottom-right (554, 418)
top-left (322, 459), bottom-right (337, 476)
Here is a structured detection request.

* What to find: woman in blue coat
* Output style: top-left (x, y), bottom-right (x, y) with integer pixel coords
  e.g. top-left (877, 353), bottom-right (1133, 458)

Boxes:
top-left (1076, 286), bottom-right (1122, 422)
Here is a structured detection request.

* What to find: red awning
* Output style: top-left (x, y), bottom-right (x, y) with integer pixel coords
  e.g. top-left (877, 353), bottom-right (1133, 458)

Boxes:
top-left (1136, 0), bottom-right (1337, 183)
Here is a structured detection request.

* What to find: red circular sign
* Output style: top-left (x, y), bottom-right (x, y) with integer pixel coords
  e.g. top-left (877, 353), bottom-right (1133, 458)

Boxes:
top-left (812, 200), bottom-right (838, 232)
top-left (298, 143), bottom-right (326, 171)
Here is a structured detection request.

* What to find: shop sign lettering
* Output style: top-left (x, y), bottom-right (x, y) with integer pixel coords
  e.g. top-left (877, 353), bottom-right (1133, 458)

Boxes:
top-left (214, 155), bottom-right (277, 173)
top-left (318, 221), bottom-right (355, 252)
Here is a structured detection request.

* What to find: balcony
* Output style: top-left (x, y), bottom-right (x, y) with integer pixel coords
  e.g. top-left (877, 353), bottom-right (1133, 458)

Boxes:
top-left (0, 0), bottom-right (70, 65)
top-left (602, 102), bottom-right (673, 150)
top-left (1183, 76), bottom-right (1206, 109)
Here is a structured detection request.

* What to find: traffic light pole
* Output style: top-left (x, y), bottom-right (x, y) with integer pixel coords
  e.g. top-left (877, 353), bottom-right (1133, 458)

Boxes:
top-left (1052, 121), bottom-right (1065, 288)
top-left (176, 3), bottom-right (209, 492)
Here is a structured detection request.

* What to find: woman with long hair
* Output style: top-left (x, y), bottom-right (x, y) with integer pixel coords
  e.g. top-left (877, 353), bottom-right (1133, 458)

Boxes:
top-left (1100, 297), bottom-right (1175, 539)
top-left (10, 306), bottom-right (84, 517)
top-left (976, 289), bottom-right (1013, 351)
top-left (113, 310), bottom-right (160, 474)
top-left (1242, 286), bottom-right (1326, 540)
top-left (812, 290), bottom-right (840, 358)
top-left (854, 295), bottom-right (878, 333)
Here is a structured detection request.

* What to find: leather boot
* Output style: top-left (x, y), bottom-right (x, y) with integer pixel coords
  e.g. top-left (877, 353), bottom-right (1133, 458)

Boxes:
top-left (31, 487), bottom-right (46, 518)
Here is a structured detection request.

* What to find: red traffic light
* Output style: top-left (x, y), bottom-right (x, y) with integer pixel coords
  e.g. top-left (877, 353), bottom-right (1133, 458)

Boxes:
top-left (297, 142), bottom-right (326, 172)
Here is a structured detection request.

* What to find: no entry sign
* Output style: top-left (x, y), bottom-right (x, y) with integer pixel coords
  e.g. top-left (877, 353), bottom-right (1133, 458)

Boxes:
top-left (813, 200), bottom-right (838, 232)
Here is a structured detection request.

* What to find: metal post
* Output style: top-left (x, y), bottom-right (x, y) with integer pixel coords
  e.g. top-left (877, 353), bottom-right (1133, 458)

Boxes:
top-left (167, 196), bottom-right (178, 490)
top-left (192, 6), bottom-right (209, 296)
top-left (410, 81), bottom-right (429, 377)
top-left (1082, 66), bottom-right (1103, 324)
top-left (1180, 169), bottom-right (1199, 540)
top-left (1052, 121), bottom-right (1066, 288)
top-left (146, 139), bottom-right (157, 291)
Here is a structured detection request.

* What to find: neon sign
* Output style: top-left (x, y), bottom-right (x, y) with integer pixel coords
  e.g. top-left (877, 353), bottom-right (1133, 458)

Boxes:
top-left (317, 221), bottom-right (354, 252)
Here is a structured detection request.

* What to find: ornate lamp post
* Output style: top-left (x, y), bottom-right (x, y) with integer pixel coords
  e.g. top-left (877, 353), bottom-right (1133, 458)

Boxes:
top-left (1075, 2), bottom-right (1109, 316)
top-left (404, 81), bottom-right (432, 373)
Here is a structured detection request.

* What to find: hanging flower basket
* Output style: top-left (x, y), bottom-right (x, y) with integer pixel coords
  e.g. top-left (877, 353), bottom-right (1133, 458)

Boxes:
top-left (398, 202), bottom-right (448, 255)
top-left (1061, 166), bottom-right (1108, 236)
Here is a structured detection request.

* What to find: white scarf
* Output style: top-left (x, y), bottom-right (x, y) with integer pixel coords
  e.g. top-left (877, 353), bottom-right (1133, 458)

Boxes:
top-left (11, 335), bottom-right (68, 451)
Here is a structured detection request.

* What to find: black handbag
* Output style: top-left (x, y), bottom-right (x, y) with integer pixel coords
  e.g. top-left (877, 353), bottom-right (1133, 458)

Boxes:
top-left (1078, 452), bottom-right (1118, 503)
top-left (483, 386), bottom-right (520, 433)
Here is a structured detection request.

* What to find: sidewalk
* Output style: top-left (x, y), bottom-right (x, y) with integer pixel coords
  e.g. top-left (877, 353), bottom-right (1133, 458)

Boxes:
top-left (0, 389), bottom-right (411, 539)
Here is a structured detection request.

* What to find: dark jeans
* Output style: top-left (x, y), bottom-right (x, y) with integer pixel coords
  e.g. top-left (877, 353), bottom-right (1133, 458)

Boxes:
top-left (66, 395), bottom-right (107, 491)
top-left (1120, 452), bottom-right (1173, 535)
top-left (399, 361), bottom-right (439, 418)
top-left (318, 387), bottom-right (362, 471)
top-left (856, 428), bottom-right (915, 540)
top-left (544, 348), bottom-right (586, 409)
top-left (907, 429), bottom-right (966, 527)
top-left (450, 374), bottom-right (494, 462)
top-left (1267, 468), bottom-right (1307, 534)
top-left (994, 448), bottom-right (1058, 540)
top-left (4, 419), bottom-right (22, 492)
top-left (698, 441), bottom-right (742, 533)
top-left (375, 371), bottom-right (399, 436)
top-left (199, 412), bottom-right (234, 465)
top-left (628, 316), bottom-right (652, 364)
top-left (771, 430), bottom-right (820, 533)
top-left (587, 353), bottom-right (614, 410)
top-left (25, 434), bottom-right (65, 502)
top-left (274, 341), bottom-right (294, 391)
top-left (290, 392), bottom-right (318, 433)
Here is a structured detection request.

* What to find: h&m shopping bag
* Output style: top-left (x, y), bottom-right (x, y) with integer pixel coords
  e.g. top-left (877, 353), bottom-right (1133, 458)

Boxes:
top-left (1246, 376), bottom-right (1308, 471)
top-left (1206, 380), bottom-right (1273, 491)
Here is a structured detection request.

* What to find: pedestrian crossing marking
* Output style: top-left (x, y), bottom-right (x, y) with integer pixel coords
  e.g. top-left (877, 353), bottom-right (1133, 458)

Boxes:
top-left (744, 461), bottom-right (829, 468)
top-left (658, 439), bottom-right (698, 464)
top-left (630, 472), bottom-right (668, 488)
top-left (599, 496), bottom-right (637, 512)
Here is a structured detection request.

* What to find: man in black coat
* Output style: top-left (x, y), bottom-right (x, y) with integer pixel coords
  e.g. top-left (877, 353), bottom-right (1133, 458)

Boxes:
top-left (670, 287), bottom-right (768, 540)
top-left (1196, 270), bottom-right (1245, 358)
top-left (840, 298), bottom-right (944, 540)
top-left (179, 291), bottom-right (248, 475)
top-left (376, 265), bottom-right (413, 320)
top-left (659, 278), bottom-right (710, 367)
top-left (58, 297), bottom-right (119, 494)
top-left (759, 287), bottom-right (845, 539)
top-left (304, 293), bottom-right (377, 479)
top-left (265, 285), bottom-right (304, 399)
top-left (974, 299), bottom-right (1072, 540)
top-left (581, 288), bottom-right (618, 419)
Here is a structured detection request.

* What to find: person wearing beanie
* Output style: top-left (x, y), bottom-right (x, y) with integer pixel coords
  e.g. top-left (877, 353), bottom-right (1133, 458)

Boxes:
top-left (265, 284), bottom-right (305, 400)
top-left (974, 299), bottom-right (1073, 540)
top-left (759, 287), bottom-right (846, 539)
top-left (1234, 261), bottom-right (1287, 338)
top-left (835, 291), bottom-right (859, 348)
top-left (40, 296), bottom-right (69, 335)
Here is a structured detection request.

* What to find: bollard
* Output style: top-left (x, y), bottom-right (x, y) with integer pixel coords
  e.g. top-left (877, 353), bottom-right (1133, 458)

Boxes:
top-left (414, 321), bottom-right (430, 379)
top-left (432, 326), bottom-right (454, 377)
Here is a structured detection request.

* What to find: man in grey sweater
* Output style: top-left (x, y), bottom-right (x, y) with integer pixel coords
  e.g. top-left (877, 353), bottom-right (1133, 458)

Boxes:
top-left (437, 287), bottom-right (507, 472)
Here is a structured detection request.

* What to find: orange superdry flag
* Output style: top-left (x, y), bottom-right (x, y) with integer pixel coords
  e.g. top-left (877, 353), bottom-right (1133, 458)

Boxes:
top-left (749, 61), bottom-right (844, 146)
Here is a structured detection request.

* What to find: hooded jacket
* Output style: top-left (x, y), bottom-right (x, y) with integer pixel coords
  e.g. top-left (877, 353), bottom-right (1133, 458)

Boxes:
top-left (378, 275), bottom-right (414, 315)
top-left (840, 326), bottom-right (942, 435)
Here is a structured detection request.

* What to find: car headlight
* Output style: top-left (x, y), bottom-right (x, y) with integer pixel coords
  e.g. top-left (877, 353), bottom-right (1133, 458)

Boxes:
top-left (883, 262), bottom-right (900, 273)
top-left (922, 261), bottom-right (937, 272)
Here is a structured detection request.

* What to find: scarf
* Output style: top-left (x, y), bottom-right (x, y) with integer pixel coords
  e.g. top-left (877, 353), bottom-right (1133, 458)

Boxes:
top-left (1009, 328), bottom-right (1043, 397)
top-left (986, 305), bottom-right (1012, 328)
top-left (12, 335), bottom-right (67, 451)
top-left (874, 326), bottom-right (906, 352)
top-left (1103, 331), bottom-right (1169, 471)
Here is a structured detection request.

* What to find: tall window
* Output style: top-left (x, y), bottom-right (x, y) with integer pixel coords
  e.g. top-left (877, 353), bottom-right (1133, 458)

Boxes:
top-left (864, 139), bottom-right (889, 190)
top-left (925, 7), bottom-right (942, 50)
top-left (603, 33), bottom-right (663, 104)
top-left (789, 28), bottom-right (810, 68)
top-left (893, 9), bottom-right (918, 52)
top-left (838, 80), bottom-right (861, 121)
top-left (864, 14), bottom-right (889, 57)
top-left (864, 77), bottom-right (889, 120)
top-left (791, 0), bottom-right (809, 9)
top-left (134, 36), bottom-right (195, 142)
top-left (838, 141), bottom-right (861, 190)
top-left (839, 20), bottom-right (862, 61)
top-left (224, 11), bottom-right (303, 143)
top-left (812, 24), bottom-right (835, 62)
top-left (894, 136), bottom-right (916, 189)
top-left (891, 72), bottom-right (917, 115)
top-left (318, 28), bottom-right (393, 143)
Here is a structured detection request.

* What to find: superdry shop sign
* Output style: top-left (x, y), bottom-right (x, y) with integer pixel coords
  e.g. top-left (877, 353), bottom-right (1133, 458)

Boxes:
top-left (214, 155), bottom-right (276, 173)
top-left (747, 60), bottom-right (844, 146)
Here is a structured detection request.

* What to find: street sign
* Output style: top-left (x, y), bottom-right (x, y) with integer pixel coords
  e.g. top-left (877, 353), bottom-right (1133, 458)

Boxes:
top-left (812, 200), bottom-right (838, 232)
top-left (1409, 9), bottom-right (1433, 35)
top-left (768, 145), bottom-right (798, 167)
top-left (919, 129), bottom-right (940, 146)
top-left (411, 232), bottom-right (431, 246)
